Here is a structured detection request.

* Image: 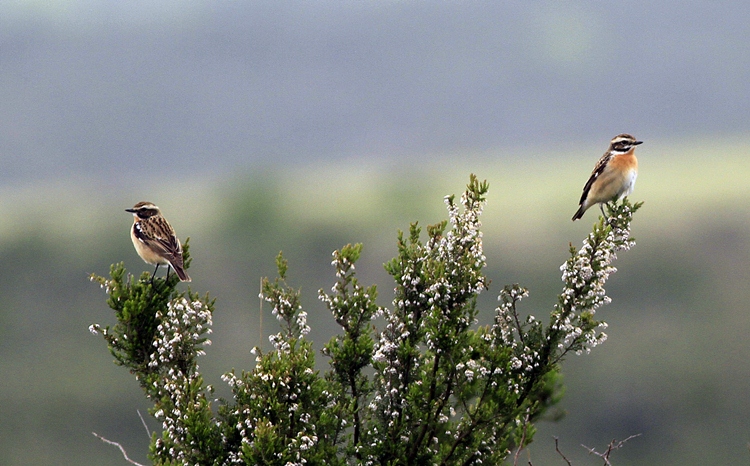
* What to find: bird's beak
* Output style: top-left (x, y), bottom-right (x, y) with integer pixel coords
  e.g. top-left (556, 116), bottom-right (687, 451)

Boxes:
top-left (634, 140), bottom-right (643, 145)
top-left (125, 208), bottom-right (136, 213)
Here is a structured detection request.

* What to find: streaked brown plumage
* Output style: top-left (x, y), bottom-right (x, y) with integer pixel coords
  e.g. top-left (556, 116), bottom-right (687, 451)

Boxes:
top-left (572, 134), bottom-right (642, 221)
top-left (126, 201), bottom-right (191, 282)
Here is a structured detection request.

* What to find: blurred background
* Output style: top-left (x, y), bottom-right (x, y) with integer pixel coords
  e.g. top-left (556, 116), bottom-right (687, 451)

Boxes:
top-left (2, 1), bottom-right (749, 464)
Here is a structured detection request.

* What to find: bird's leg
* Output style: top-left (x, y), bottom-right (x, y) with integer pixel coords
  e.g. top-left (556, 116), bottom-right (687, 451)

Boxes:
top-left (166, 266), bottom-right (171, 282)
top-left (600, 203), bottom-right (614, 227)
top-left (150, 263), bottom-right (160, 285)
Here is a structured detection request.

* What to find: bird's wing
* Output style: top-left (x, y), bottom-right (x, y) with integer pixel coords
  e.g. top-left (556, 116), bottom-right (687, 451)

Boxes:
top-left (579, 153), bottom-right (612, 204)
top-left (135, 218), bottom-right (183, 265)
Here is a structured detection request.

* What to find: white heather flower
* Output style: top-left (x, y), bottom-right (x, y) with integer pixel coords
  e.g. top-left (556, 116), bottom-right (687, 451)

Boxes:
top-left (510, 357), bottom-right (522, 370)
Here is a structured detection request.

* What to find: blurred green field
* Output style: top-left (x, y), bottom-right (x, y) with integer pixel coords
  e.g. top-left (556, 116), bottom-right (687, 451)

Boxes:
top-left (2, 136), bottom-right (750, 465)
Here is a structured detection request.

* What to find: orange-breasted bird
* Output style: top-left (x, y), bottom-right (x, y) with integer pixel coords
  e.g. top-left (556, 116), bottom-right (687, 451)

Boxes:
top-left (126, 201), bottom-right (191, 282)
top-left (572, 134), bottom-right (642, 221)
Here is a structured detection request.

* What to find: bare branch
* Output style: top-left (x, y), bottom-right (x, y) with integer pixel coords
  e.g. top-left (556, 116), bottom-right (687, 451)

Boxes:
top-left (92, 432), bottom-right (146, 466)
top-left (513, 411), bottom-right (531, 466)
top-left (136, 410), bottom-right (151, 438)
top-left (554, 437), bottom-right (572, 466)
top-left (582, 434), bottom-right (641, 465)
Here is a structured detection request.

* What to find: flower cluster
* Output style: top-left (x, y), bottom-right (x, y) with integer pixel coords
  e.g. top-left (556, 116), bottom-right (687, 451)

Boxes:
top-left (260, 255), bottom-right (309, 346)
top-left (551, 200), bottom-right (641, 357)
top-left (364, 175), bottom-right (497, 463)
top-left (148, 298), bottom-right (212, 368)
top-left (319, 244), bottom-right (382, 456)
top-left (492, 284), bottom-right (531, 348)
top-left (215, 252), bottom-right (335, 465)
top-left (146, 297), bottom-right (218, 464)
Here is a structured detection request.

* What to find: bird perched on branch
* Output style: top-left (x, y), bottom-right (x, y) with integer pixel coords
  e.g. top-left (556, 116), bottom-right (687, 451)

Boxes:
top-left (126, 201), bottom-right (191, 282)
top-left (572, 134), bottom-right (642, 221)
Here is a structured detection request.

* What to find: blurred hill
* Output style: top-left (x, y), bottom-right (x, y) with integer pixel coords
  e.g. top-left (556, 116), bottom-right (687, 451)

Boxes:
top-left (2, 138), bottom-right (750, 464)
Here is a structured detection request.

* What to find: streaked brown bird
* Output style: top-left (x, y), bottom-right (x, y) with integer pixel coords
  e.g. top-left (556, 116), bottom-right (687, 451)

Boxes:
top-left (126, 201), bottom-right (191, 282)
top-left (572, 134), bottom-right (642, 221)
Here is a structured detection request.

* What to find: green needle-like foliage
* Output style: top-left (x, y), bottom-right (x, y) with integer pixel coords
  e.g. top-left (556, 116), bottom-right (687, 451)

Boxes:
top-left (91, 175), bottom-right (641, 465)
top-left (91, 242), bottom-right (224, 465)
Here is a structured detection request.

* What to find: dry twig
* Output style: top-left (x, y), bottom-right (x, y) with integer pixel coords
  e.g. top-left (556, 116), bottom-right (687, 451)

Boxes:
top-left (513, 411), bottom-right (531, 466)
top-left (554, 436), bottom-right (573, 466)
top-left (137, 409), bottom-right (151, 437)
top-left (92, 432), bottom-right (146, 466)
top-left (582, 434), bottom-right (641, 466)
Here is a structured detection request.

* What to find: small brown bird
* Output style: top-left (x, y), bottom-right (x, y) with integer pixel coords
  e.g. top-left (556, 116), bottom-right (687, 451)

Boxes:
top-left (572, 134), bottom-right (642, 221)
top-left (126, 201), bottom-right (191, 282)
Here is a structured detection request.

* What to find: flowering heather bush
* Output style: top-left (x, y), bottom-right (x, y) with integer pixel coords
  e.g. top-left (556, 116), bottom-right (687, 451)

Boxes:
top-left (91, 175), bottom-right (641, 465)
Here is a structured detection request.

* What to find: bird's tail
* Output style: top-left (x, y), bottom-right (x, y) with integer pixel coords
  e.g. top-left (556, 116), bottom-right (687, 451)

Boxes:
top-left (571, 204), bottom-right (586, 221)
top-left (171, 263), bottom-right (192, 282)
